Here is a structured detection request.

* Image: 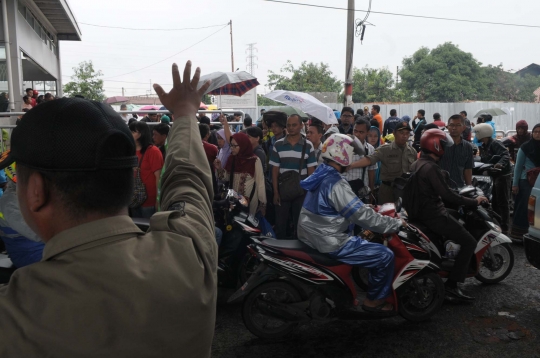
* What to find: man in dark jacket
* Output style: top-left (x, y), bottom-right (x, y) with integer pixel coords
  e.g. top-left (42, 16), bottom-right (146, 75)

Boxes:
top-left (475, 123), bottom-right (511, 233)
top-left (382, 109), bottom-right (402, 136)
top-left (408, 129), bottom-right (487, 302)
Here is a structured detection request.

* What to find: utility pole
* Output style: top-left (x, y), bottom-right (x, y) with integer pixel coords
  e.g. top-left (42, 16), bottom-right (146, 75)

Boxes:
top-left (122, 87), bottom-right (125, 96)
top-left (344, 0), bottom-right (355, 106)
top-left (246, 43), bottom-right (258, 75)
top-left (230, 20), bottom-right (235, 72)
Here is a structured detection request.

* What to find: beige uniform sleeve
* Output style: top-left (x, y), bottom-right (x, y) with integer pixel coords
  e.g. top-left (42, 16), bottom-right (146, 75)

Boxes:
top-left (367, 146), bottom-right (385, 165)
top-left (159, 116), bottom-right (216, 264)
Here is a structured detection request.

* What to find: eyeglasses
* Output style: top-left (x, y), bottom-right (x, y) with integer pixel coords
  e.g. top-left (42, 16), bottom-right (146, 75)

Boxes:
top-left (230, 144), bottom-right (240, 148)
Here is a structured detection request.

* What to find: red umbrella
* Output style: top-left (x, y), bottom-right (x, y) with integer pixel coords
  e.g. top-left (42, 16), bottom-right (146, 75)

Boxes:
top-left (198, 71), bottom-right (259, 97)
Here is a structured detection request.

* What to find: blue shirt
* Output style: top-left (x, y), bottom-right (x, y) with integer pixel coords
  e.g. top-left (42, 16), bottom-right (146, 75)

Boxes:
top-left (513, 148), bottom-right (536, 186)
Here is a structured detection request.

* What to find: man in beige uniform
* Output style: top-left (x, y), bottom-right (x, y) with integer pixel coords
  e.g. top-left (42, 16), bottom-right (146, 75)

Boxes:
top-left (0, 62), bottom-right (217, 357)
top-left (348, 121), bottom-right (417, 204)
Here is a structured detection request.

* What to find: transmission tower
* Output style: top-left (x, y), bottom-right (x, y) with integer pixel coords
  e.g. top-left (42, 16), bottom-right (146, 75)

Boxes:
top-left (246, 43), bottom-right (258, 75)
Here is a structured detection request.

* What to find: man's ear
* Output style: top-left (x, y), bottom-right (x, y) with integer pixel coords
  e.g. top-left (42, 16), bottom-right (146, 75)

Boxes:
top-left (26, 172), bottom-right (49, 213)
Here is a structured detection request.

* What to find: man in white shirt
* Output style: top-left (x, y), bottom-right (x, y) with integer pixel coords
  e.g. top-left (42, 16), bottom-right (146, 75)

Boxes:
top-left (344, 118), bottom-right (377, 203)
top-left (306, 123), bottom-right (324, 166)
top-left (119, 104), bottom-right (132, 124)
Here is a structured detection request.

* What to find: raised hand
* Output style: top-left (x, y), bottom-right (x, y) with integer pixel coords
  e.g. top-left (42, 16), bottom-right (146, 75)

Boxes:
top-left (153, 62), bottom-right (211, 119)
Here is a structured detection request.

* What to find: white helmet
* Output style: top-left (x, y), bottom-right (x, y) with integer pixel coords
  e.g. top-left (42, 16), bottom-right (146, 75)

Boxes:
top-left (474, 123), bottom-right (494, 140)
top-left (321, 134), bottom-right (355, 167)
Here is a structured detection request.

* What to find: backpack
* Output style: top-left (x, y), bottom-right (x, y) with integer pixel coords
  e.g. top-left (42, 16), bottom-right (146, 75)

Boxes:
top-left (394, 161), bottom-right (428, 220)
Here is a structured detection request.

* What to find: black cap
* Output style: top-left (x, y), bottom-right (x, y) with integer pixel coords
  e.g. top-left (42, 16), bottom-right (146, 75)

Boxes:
top-left (395, 121), bottom-right (412, 132)
top-left (0, 98), bottom-right (137, 171)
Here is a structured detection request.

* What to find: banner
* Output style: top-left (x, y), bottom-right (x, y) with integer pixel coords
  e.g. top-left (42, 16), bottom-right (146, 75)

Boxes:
top-left (216, 88), bottom-right (257, 109)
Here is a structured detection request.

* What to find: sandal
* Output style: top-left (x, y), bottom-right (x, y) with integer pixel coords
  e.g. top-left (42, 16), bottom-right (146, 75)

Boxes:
top-left (361, 302), bottom-right (394, 315)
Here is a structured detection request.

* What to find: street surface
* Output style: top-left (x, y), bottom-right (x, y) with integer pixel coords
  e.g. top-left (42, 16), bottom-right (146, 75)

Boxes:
top-left (212, 244), bottom-right (540, 358)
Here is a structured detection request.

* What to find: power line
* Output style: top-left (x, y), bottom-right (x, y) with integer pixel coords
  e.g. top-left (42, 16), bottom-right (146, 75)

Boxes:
top-left (263, 0), bottom-right (540, 29)
top-left (104, 24), bottom-right (229, 79)
top-left (79, 22), bottom-right (229, 31)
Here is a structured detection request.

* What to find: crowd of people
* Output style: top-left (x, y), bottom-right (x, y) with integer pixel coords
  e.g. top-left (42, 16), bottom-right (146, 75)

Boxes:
top-left (206, 104), bottom-right (536, 246)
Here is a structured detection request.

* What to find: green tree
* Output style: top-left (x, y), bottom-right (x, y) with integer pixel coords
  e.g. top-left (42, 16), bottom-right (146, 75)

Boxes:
top-left (63, 61), bottom-right (106, 101)
top-left (257, 94), bottom-right (282, 106)
top-left (351, 66), bottom-right (396, 102)
top-left (267, 60), bottom-right (342, 93)
top-left (399, 43), bottom-right (485, 102)
top-left (481, 65), bottom-right (540, 101)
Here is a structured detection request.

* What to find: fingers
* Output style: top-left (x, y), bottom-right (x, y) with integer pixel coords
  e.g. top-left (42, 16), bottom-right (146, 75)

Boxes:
top-left (183, 60), bottom-right (192, 87)
top-left (153, 84), bottom-right (166, 99)
top-left (198, 79), bottom-right (211, 96)
top-left (172, 63), bottom-right (181, 89)
top-left (191, 66), bottom-right (201, 89)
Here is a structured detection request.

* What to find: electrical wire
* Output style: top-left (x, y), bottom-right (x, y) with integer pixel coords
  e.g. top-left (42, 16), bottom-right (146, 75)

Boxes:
top-left (263, 0), bottom-right (540, 29)
top-left (79, 22), bottom-right (229, 31)
top-left (104, 24), bottom-right (229, 79)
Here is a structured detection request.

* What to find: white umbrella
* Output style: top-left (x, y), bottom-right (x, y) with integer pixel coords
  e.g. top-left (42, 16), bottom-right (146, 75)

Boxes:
top-left (264, 90), bottom-right (338, 124)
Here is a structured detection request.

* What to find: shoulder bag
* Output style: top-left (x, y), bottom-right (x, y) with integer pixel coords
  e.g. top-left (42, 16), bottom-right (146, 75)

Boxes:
top-left (130, 151), bottom-right (148, 208)
top-left (527, 167), bottom-right (540, 187)
top-left (278, 141), bottom-right (307, 202)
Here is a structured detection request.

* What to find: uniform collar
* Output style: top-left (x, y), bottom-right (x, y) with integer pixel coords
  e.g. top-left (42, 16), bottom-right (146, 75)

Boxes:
top-left (391, 141), bottom-right (405, 150)
top-left (42, 215), bottom-right (144, 261)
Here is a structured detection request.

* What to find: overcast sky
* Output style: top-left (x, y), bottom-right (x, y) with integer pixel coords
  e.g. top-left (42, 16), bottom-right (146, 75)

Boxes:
top-left (61, 0), bottom-right (540, 97)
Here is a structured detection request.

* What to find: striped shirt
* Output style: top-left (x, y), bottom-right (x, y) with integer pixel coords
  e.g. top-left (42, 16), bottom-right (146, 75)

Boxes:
top-left (344, 141), bottom-right (377, 183)
top-left (439, 139), bottom-right (473, 187)
top-left (269, 135), bottom-right (317, 178)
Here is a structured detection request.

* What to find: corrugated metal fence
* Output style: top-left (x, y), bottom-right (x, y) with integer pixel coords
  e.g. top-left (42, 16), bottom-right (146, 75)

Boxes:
top-left (254, 102), bottom-right (540, 132)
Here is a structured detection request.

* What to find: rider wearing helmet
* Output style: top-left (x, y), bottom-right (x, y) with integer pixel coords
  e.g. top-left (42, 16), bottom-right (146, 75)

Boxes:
top-left (298, 134), bottom-right (407, 315)
top-left (475, 123), bottom-right (511, 234)
top-left (409, 129), bottom-right (488, 302)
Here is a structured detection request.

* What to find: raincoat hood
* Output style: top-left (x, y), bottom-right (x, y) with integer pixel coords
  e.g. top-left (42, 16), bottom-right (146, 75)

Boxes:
top-left (300, 163), bottom-right (341, 191)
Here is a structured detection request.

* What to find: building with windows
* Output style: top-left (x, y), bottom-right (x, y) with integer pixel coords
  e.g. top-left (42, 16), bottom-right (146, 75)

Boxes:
top-left (0, 0), bottom-right (80, 114)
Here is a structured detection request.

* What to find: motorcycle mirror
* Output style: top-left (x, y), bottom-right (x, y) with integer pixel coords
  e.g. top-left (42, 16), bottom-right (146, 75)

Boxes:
top-left (395, 198), bottom-right (403, 212)
top-left (472, 177), bottom-right (478, 187)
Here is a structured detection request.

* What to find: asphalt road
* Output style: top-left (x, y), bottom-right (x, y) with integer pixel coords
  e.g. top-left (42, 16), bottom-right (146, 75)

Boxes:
top-left (212, 244), bottom-right (540, 358)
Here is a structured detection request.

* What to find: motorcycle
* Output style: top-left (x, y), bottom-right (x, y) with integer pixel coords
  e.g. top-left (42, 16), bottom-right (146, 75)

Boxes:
top-left (472, 161), bottom-right (497, 201)
top-left (229, 201), bottom-right (445, 339)
top-left (214, 189), bottom-right (263, 287)
top-left (355, 179), bottom-right (514, 291)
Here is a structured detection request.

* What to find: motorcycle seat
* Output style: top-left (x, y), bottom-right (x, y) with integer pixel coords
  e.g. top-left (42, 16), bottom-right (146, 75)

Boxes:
top-left (262, 239), bottom-right (343, 266)
top-left (408, 221), bottom-right (445, 244)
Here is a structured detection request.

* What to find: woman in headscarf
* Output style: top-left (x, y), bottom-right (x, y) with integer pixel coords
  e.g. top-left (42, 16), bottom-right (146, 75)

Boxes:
top-left (214, 132), bottom-right (266, 216)
top-left (508, 120), bottom-right (531, 161)
top-left (216, 113), bottom-right (233, 168)
top-left (511, 123), bottom-right (540, 240)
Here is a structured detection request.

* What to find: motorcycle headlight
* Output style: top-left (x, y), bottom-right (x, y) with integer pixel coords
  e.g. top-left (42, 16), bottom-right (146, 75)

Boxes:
top-left (487, 221), bottom-right (501, 233)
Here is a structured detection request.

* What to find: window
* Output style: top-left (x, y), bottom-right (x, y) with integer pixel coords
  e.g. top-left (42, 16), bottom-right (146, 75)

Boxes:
top-left (18, 3), bottom-right (57, 54)
top-left (26, 12), bottom-right (34, 28)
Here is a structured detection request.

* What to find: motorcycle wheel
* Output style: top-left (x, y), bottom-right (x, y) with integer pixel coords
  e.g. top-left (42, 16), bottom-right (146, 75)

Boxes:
top-left (238, 253), bottom-right (260, 285)
top-left (398, 272), bottom-right (445, 322)
top-left (242, 281), bottom-right (302, 339)
top-left (352, 267), bottom-right (369, 292)
top-left (475, 243), bottom-right (514, 284)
